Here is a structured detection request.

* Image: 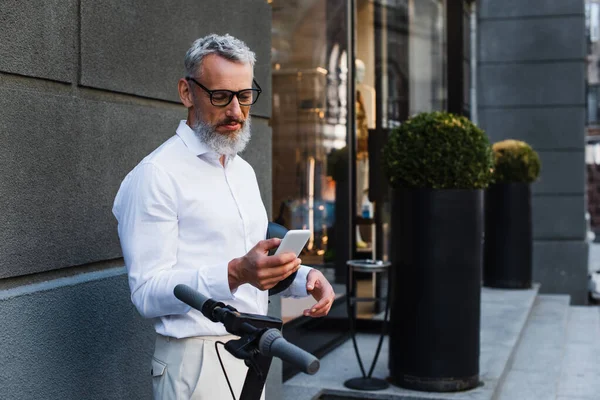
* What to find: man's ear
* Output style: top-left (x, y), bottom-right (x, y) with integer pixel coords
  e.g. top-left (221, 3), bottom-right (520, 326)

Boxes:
top-left (178, 78), bottom-right (194, 108)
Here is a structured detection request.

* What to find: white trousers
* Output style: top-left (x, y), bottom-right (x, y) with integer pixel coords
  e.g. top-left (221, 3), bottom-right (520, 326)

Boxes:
top-left (151, 334), bottom-right (266, 400)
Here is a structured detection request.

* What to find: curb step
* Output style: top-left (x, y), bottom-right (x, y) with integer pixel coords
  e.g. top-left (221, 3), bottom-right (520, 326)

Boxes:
top-left (494, 294), bottom-right (570, 400)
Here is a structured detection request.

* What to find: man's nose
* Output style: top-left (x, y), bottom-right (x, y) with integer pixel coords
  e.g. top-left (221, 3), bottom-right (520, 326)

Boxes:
top-left (225, 96), bottom-right (244, 119)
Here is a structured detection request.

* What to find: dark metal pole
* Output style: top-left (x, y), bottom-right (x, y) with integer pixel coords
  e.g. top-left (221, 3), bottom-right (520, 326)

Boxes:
top-left (347, 0), bottom-right (357, 261)
top-left (373, 1), bottom-right (384, 261)
top-left (446, 0), bottom-right (465, 115)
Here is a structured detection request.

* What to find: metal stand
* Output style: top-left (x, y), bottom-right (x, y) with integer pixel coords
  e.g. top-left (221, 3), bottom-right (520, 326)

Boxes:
top-left (344, 259), bottom-right (391, 391)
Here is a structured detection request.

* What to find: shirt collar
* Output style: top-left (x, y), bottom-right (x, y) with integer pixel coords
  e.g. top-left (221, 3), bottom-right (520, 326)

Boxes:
top-left (176, 120), bottom-right (237, 164)
top-left (176, 120), bottom-right (211, 156)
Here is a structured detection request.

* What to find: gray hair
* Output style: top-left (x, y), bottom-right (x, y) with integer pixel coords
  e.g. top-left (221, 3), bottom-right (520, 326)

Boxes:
top-left (184, 33), bottom-right (256, 78)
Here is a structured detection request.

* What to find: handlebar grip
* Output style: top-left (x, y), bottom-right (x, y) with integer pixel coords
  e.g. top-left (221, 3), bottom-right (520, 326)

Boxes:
top-left (258, 329), bottom-right (320, 375)
top-left (174, 284), bottom-right (209, 313)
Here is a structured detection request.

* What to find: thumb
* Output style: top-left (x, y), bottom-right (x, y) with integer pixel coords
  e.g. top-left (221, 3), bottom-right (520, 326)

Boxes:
top-left (255, 238), bottom-right (281, 252)
top-left (306, 272), bottom-right (319, 291)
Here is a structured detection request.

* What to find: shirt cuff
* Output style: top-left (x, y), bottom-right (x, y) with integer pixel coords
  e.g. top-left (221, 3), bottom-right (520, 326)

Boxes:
top-left (284, 265), bottom-right (313, 298)
top-left (199, 262), bottom-right (236, 301)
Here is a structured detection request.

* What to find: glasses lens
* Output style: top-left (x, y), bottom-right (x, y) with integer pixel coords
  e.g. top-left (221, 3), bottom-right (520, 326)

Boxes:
top-left (238, 90), bottom-right (256, 105)
top-left (211, 91), bottom-right (231, 106)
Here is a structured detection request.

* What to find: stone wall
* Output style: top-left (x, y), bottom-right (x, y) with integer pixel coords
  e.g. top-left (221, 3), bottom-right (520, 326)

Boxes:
top-left (0, 1), bottom-right (277, 398)
top-left (478, 0), bottom-right (588, 304)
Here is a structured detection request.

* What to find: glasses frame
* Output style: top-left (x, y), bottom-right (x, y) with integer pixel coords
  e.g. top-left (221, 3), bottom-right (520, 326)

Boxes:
top-left (186, 77), bottom-right (262, 107)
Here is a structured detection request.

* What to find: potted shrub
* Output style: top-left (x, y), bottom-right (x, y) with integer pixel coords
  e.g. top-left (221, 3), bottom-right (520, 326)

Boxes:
top-left (382, 111), bottom-right (493, 392)
top-left (483, 139), bottom-right (541, 289)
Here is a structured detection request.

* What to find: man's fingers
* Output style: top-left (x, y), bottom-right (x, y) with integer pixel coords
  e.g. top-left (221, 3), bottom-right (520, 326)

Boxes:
top-left (259, 251), bottom-right (297, 269)
top-left (262, 261), bottom-right (300, 284)
top-left (280, 260), bottom-right (301, 279)
top-left (274, 252), bottom-right (298, 265)
top-left (305, 297), bottom-right (333, 317)
top-left (313, 297), bottom-right (328, 312)
top-left (268, 258), bottom-right (300, 276)
top-left (260, 266), bottom-right (301, 289)
top-left (304, 298), bottom-right (325, 315)
top-left (257, 259), bottom-right (301, 288)
top-left (305, 283), bottom-right (335, 317)
top-left (254, 238), bottom-right (281, 253)
top-left (304, 305), bottom-right (326, 317)
top-left (308, 308), bottom-right (328, 317)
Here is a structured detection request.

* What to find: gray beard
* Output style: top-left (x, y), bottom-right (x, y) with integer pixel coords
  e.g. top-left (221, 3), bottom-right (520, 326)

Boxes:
top-left (191, 114), bottom-right (252, 157)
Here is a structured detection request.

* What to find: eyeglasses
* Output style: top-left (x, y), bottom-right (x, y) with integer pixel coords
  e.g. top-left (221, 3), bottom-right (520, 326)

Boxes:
top-left (186, 77), bottom-right (262, 107)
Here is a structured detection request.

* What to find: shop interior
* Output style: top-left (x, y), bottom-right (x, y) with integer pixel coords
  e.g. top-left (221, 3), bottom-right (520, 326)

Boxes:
top-left (269, 0), bottom-right (451, 380)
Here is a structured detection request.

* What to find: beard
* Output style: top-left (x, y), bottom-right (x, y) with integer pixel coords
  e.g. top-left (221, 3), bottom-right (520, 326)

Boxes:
top-left (191, 111), bottom-right (252, 157)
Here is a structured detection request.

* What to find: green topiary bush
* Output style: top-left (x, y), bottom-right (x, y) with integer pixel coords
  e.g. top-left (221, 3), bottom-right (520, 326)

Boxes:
top-left (491, 140), bottom-right (541, 183)
top-left (383, 111), bottom-right (494, 189)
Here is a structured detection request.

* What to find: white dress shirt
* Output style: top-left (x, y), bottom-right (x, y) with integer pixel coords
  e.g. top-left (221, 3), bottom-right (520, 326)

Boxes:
top-left (112, 120), bottom-right (311, 338)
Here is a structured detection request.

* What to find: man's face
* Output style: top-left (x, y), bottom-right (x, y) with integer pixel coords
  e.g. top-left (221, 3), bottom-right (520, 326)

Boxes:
top-left (189, 54), bottom-right (253, 136)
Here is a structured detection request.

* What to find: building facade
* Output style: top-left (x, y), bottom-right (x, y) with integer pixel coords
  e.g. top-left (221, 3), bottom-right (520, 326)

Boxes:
top-left (477, 0), bottom-right (588, 304)
top-left (0, 0), bottom-right (588, 399)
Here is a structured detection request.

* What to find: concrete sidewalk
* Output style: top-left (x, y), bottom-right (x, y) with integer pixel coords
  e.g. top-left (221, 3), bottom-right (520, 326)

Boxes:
top-left (284, 285), bottom-right (540, 400)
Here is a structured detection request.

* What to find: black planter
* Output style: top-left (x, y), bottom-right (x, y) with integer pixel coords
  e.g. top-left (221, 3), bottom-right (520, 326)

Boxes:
top-left (483, 183), bottom-right (532, 289)
top-left (388, 188), bottom-right (482, 392)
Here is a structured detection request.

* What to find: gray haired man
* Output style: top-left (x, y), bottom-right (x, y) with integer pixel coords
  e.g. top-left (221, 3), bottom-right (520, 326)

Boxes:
top-left (112, 34), bottom-right (335, 399)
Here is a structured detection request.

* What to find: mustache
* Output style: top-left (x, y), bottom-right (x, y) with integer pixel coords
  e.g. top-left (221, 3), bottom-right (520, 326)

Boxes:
top-left (218, 117), bottom-right (245, 126)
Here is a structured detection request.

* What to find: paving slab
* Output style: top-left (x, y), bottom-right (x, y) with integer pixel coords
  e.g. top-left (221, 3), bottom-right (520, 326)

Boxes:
top-left (497, 369), bottom-right (561, 400)
top-left (509, 295), bottom-right (570, 375)
top-left (495, 295), bottom-right (570, 400)
top-left (558, 306), bottom-right (600, 399)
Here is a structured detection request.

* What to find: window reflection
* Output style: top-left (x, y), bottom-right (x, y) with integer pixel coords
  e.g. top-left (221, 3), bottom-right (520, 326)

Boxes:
top-left (271, 0), bottom-right (350, 323)
top-left (270, 0), bottom-right (447, 324)
top-left (372, 0), bottom-right (445, 129)
top-left (408, 0), bottom-right (446, 115)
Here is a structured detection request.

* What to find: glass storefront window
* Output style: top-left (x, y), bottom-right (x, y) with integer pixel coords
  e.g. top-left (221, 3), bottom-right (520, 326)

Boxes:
top-left (270, 0), bottom-right (351, 324)
top-left (373, 0), bottom-right (446, 128)
top-left (363, 0), bottom-right (446, 263)
top-left (270, 0), bottom-right (447, 325)
top-left (409, 0), bottom-right (446, 115)
top-left (269, 0), bottom-right (467, 381)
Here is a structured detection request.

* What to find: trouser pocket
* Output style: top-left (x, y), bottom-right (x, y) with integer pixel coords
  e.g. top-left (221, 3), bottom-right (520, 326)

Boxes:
top-left (151, 336), bottom-right (205, 399)
top-left (151, 357), bottom-right (167, 378)
top-left (151, 357), bottom-right (170, 400)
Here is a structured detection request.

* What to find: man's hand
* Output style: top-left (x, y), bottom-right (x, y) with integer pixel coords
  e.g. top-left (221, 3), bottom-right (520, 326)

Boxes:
top-left (304, 269), bottom-right (335, 318)
top-left (228, 238), bottom-right (301, 291)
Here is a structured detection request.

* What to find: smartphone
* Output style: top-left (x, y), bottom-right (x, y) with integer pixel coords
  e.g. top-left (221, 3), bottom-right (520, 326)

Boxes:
top-left (274, 229), bottom-right (311, 257)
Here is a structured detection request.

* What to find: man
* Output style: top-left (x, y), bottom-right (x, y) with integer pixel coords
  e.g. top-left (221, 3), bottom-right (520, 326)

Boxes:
top-left (112, 33), bottom-right (335, 399)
